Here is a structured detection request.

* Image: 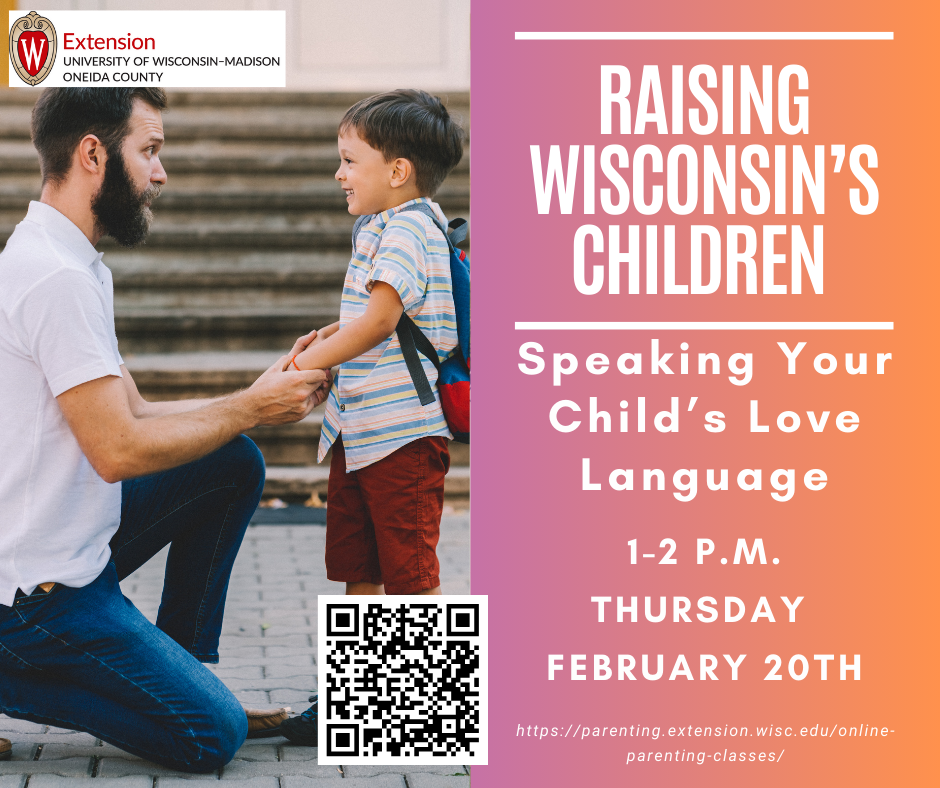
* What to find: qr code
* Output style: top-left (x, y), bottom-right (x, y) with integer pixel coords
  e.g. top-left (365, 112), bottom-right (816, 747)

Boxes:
top-left (317, 595), bottom-right (487, 765)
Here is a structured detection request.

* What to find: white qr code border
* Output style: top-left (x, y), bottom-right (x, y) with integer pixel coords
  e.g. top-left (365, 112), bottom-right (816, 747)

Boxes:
top-left (317, 595), bottom-right (488, 765)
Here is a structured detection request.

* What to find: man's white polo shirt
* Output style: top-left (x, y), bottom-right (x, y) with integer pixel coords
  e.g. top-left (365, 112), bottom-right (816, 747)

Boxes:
top-left (0, 201), bottom-right (124, 607)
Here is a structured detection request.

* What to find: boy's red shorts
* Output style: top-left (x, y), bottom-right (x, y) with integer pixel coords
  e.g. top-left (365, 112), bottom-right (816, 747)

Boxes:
top-left (325, 436), bottom-right (450, 594)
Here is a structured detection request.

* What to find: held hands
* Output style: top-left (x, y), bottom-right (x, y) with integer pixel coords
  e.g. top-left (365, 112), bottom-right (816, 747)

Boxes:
top-left (282, 328), bottom-right (329, 375)
top-left (281, 329), bottom-right (335, 408)
top-left (244, 355), bottom-right (331, 427)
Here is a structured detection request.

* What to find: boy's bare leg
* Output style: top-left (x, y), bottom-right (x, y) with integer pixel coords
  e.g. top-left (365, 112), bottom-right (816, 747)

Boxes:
top-left (346, 582), bottom-right (384, 595)
top-left (344, 583), bottom-right (442, 595)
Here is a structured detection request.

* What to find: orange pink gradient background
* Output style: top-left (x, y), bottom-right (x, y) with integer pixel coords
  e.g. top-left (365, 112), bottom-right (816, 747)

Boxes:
top-left (470, 2), bottom-right (939, 785)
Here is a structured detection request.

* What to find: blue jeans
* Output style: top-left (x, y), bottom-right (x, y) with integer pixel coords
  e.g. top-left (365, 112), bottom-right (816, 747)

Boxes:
top-left (0, 436), bottom-right (264, 773)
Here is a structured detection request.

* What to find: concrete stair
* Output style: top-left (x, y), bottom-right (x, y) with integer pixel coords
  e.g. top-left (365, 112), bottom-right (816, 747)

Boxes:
top-left (0, 90), bottom-right (470, 501)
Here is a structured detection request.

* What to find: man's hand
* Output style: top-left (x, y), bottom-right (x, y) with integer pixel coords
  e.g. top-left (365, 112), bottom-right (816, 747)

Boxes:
top-left (240, 357), bottom-right (330, 427)
top-left (311, 368), bottom-right (333, 406)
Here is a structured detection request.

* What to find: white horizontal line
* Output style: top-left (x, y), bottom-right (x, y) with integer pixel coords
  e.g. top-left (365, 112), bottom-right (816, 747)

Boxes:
top-left (515, 322), bottom-right (893, 330)
top-left (514, 32), bottom-right (894, 41)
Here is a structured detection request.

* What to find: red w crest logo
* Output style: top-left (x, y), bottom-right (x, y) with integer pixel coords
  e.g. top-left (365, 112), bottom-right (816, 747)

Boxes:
top-left (17, 31), bottom-right (49, 76)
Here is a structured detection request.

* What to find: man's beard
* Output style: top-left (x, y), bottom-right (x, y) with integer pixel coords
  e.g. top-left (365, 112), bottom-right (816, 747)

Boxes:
top-left (91, 149), bottom-right (160, 248)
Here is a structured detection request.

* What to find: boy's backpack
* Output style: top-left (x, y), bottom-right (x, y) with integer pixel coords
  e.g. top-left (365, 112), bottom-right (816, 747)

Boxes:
top-left (351, 204), bottom-right (470, 443)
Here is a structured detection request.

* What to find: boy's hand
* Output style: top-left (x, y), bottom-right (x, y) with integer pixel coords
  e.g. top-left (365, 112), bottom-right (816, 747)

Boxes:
top-left (286, 329), bottom-right (320, 363)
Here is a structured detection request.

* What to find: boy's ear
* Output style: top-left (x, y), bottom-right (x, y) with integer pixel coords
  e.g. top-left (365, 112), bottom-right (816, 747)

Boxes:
top-left (389, 157), bottom-right (415, 189)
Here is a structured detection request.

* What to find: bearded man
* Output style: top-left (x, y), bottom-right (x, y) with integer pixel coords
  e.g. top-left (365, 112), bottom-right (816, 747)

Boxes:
top-left (0, 88), bottom-right (330, 772)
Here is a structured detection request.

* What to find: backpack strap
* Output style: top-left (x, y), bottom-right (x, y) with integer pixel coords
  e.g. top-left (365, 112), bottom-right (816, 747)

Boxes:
top-left (447, 217), bottom-right (468, 247)
top-left (396, 313), bottom-right (441, 406)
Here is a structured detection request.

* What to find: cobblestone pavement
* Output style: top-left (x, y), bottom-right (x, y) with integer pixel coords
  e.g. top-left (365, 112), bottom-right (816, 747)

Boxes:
top-left (0, 515), bottom-right (471, 786)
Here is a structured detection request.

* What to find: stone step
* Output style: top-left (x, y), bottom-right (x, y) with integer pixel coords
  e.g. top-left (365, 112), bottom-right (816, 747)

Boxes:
top-left (116, 311), bottom-right (336, 353)
top-left (263, 465), bottom-right (470, 502)
top-left (0, 140), bottom-right (470, 177)
top-left (0, 169), bottom-right (470, 211)
top-left (0, 92), bottom-right (470, 143)
top-left (116, 284), bottom-right (333, 310)
top-left (114, 300), bottom-right (343, 352)
top-left (124, 350), bottom-right (286, 397)
top-left (107, 249), bottom-right (350, 289)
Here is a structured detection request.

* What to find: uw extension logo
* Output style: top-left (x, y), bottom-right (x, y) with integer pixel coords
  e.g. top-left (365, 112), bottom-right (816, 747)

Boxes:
top-left (9, 11), bottom-right (57, 86)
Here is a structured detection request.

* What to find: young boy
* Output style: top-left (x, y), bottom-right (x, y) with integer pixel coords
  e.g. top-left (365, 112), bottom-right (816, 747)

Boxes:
top-left (278, 90), bottom-right (464, 745)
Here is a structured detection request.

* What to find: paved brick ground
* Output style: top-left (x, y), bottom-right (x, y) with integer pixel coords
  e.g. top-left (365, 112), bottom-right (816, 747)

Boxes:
top-left (0, 516), bottom-right (470, 786)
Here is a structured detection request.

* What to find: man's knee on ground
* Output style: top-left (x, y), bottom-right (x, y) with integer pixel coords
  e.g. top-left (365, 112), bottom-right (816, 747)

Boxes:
top-left (174, 699), bottom-right (247, 773)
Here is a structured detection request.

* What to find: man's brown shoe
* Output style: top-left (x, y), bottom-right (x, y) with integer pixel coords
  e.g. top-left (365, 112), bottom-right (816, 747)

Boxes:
top-left (245, 707), bottom-right (290, 739)
top-left (0, 738), bottom-right (11, 761)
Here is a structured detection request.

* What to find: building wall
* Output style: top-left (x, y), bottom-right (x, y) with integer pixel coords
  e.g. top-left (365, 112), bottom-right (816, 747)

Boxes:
top-left (2, 0), bottom-right (16, 85)
top-left (13, 0), bottom-right (470, 91)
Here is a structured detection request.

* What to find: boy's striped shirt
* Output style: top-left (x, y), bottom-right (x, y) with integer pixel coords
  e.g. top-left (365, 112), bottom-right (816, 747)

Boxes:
top-left (318, 198), bottom-right (457, 471)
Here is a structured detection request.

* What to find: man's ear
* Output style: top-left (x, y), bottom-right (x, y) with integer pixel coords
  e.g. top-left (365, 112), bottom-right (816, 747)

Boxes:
top-left (76, 134), bottom-right (106, 177)
top-left (389, 157), bottom-right (415, 190)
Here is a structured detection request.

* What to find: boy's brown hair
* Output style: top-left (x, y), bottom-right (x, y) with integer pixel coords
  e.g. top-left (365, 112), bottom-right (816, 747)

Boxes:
top-left (339, 89), bottom-right (464, 196)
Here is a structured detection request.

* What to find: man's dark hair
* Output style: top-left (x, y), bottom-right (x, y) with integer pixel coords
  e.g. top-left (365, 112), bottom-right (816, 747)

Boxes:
top-left (339, 89), bottom-right (465, 196)
top-left (31, 88), bottom-right (168, 186)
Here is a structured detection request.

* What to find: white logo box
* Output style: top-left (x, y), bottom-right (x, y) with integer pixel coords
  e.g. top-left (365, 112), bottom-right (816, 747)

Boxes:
top-left (8, 10), bottom-right (285, 88)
